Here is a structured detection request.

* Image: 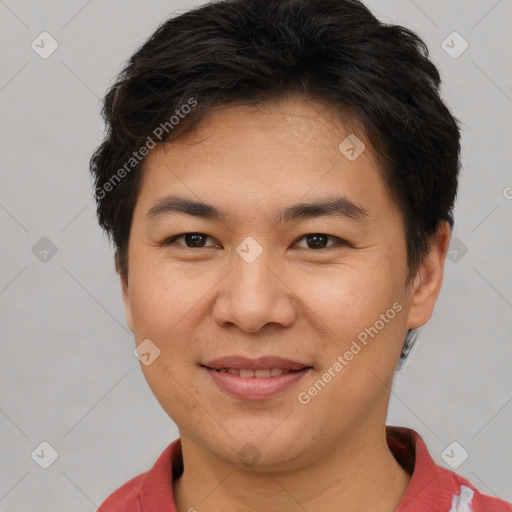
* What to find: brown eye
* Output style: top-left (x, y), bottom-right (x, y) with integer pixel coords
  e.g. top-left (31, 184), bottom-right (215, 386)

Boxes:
top-left (294, 234), bottom-right (345, 250)
top-left (164, 233), bottom-right (217, 248)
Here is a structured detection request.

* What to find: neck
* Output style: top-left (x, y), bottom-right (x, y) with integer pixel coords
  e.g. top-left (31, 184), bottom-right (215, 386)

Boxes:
top-left (173, 424), bottom-right (411, 512)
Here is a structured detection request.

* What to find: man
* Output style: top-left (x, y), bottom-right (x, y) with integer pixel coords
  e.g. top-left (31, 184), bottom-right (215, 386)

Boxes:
top-left (90, 0), bottom-right (511, 510)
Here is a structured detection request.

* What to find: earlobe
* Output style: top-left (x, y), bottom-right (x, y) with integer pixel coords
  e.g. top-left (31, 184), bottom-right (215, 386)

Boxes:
top-left (406, 222), bottom-right (451, 330)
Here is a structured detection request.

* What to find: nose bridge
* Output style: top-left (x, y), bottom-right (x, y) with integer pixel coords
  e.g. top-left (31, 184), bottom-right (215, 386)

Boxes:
top-left (212, 239), bottom-right (296, 332)
top-left (234, 247), bottom-right (276, 301)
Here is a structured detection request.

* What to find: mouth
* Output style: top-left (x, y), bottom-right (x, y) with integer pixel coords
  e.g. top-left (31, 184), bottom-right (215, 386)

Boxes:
top-left (200, 356), bottom-right (314, 400)
top-left (205, 367), bottom-right (304, 377)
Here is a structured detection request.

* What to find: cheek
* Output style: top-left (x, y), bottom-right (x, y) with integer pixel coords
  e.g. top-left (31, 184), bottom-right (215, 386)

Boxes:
top-left (302, 263), bottom-right (409, 388)
top-left (128, 253), bottom-right (210, 336)
top-left (303, 264), bottom-right (398, 329)
top-left (295, 274), bottom-right (407, 433)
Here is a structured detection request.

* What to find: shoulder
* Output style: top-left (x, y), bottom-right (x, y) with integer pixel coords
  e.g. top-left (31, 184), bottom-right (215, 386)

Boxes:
top-left (96, 439), bottom-right (180, 511)
top-left (97, 471), bottom-right (146, 512)
top-left (439, 466), bottom-right (512, 511)
top-left (388, 427), bottom-right (511, 511)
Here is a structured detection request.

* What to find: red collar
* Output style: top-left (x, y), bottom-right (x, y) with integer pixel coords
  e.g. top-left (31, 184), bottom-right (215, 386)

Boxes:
top-left (100, 426), bottom-right (511, 511)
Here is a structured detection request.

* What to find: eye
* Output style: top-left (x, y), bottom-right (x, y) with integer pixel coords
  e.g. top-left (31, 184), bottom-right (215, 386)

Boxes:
top-left (163, 232), bottom-right (219, 248)
top-left (161, 232), bottom-right (349, 250)
top-left (293, 233), bottom-right (348, 250)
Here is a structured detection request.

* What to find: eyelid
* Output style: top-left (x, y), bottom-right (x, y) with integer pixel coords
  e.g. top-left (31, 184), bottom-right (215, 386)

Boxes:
top-left (162, 233), bottom-right (219, 248)
top-left (292, 234), bottom-right (351, 249)
top-left (162, 232), bottom-right (351, 249)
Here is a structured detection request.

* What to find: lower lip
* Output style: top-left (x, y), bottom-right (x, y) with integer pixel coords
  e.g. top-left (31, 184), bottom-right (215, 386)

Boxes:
top-left (203, 367), bottom-right (311, 400)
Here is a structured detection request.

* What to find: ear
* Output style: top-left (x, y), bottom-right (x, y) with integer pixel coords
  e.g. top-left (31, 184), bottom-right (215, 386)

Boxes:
top-left (116, 253), bottom-right (134, 333)
top-left (406, 221), bottom-right (451, 330)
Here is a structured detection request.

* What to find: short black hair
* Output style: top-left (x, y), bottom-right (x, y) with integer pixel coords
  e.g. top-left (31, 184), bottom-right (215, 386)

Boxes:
top-left (90, 0), bottom-right (461, 362)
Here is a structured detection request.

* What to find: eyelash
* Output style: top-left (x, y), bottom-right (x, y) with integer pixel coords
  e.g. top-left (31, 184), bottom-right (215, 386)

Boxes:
top-left (161, 232), bottom-right (350, 251)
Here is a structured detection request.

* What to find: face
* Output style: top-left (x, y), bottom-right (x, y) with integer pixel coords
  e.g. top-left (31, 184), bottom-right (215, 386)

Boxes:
top-left (122, 97), bottom-right (447, 470)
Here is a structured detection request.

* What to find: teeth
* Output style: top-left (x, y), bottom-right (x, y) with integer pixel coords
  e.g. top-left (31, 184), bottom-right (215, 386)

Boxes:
top-left (215, 368), bottom-right (293, 377)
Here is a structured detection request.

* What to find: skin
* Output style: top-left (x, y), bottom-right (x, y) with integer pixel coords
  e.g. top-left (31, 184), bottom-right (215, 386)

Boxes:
top-left (120, 96), bottom-right (451, 512)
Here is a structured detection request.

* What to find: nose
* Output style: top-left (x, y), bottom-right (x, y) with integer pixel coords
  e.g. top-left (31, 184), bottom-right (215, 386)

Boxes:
top-left (212, 249), bottom-right (297, 333)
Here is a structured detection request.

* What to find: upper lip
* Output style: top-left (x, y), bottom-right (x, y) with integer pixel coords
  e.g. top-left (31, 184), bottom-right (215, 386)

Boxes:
top-left (202, 356), bottom-right (311, 371)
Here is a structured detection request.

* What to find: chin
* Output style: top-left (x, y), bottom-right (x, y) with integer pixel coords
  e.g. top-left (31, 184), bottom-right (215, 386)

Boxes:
top-left (202, 425), bottom-right (314, 471)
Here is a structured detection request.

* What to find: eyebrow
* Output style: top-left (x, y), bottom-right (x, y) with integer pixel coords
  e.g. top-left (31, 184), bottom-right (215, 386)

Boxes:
top-left (146, 194), bottom-right (369, 224)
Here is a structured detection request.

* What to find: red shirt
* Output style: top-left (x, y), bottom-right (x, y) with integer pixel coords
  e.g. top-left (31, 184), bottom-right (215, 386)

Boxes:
top-left (97, 427), bottom-right (511, 511)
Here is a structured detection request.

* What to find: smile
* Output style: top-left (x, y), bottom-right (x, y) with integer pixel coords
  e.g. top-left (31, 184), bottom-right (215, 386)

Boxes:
top-left (210, 367), bottom-right (298, 377)
top-left (201, 365), bottom-right (312, 400)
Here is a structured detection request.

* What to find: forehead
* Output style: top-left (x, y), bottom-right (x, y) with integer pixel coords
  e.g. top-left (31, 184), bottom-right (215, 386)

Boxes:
top-left (163, 97), bottom-right (368, 159)
top-left (136, 97), bottom-right (395, 224)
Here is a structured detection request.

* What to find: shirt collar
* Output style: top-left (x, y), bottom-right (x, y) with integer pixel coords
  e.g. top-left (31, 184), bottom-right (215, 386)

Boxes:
top-left (139, 427), bottom-right (448, 511)
top-left (388, 426), bottom-right (452, 511)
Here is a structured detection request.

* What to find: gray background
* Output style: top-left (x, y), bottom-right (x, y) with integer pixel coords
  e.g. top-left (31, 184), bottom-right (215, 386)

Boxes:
top-left (1, 0), bottom-right (511, 510)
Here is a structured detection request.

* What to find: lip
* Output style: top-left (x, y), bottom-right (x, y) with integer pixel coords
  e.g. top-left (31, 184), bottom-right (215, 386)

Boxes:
top-left (202, 367), bottom-right (311, 400)
top-left (202, 355), bottom-right (310, 371)
top-left (201, 356), bottom-right (313, 400)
